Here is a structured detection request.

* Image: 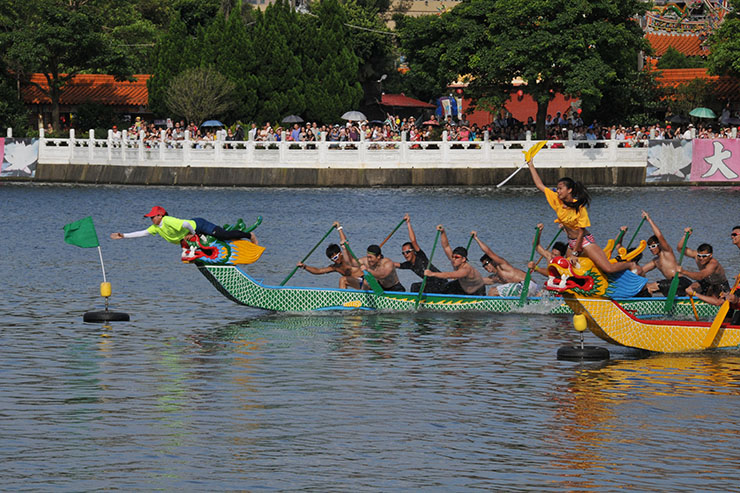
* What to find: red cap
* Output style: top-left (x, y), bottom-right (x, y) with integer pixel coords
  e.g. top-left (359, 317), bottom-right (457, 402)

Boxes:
top-left (144, 206), bottom-right (167, 217)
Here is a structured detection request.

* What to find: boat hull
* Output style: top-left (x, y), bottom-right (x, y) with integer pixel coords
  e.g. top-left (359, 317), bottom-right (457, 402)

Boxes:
top-left (565, 294), bottom-right (740, 352)
top-left (198, 265), bottom-right (719, 317)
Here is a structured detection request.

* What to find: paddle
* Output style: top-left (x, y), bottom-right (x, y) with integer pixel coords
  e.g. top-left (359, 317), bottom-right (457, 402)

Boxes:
top-left (532, 227), bottom-right (563, 268)
top-left (664, 229), bottom-right (691, 312)
top-left (343, 241), bottom-right (385, 296)
top-left (688, 293), bottom-right (699, 321)
top-left (415, 229), bottom-right (441, 309)
top-left (280, 224), bottom-right (336, 286)
top-left (379, 218), bottom-right (406, 248)
top-left (465, 232), bottom-right (475, 252)
top-left (496, 140), bottom-right (548, 188)
top-left (519, 226), bottom-right (541, 306)
top-left (702, 275), bottom-right (740, 348)
top-left (626, 216), bottom-right (646, 250)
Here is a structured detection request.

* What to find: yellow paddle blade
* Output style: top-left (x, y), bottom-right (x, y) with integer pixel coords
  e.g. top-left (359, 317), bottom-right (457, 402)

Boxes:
top-left (522, 140), bottom-right (548, 162)
top-left (228, 240), bottom-right (265, 265)
top-left (703, 274), bottom-right (740, 347)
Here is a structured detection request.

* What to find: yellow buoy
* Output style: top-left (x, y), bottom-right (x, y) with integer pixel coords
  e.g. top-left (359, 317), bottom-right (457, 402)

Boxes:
top-left (100, 282), bottom-right (112, 298)
top-left (573, 313), bottom-right (588, 332)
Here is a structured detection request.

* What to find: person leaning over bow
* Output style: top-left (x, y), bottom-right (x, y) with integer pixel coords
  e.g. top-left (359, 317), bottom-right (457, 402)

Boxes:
top-left (110, 206), bottom-right (257, 249)
top-left (423, 225), bottom-right (486, 296)
top-left (526, 156), bottom-right (636, 276)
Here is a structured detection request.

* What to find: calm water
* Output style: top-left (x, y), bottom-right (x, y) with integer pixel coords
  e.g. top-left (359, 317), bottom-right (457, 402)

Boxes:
top-left (4, 182), bottom-right (740, 491)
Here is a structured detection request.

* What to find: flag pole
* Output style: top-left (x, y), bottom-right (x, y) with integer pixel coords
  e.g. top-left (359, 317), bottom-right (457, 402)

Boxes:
top-left (97, 246), bottom-right (107, 283)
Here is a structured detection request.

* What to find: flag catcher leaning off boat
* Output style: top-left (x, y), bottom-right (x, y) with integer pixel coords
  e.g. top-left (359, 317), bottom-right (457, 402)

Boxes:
top-left (525, 156), bottom-right (636, 274)
top-left (110, 206), bottom-right (258, 257)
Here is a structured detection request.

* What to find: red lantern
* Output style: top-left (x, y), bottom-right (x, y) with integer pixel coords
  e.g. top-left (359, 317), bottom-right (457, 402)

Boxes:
top-left (577, 108), bottom-right (582, 114)
top-left (455, 87), bottom-right (464, 95)
top-left (517, 89), bottom-right (524, 97)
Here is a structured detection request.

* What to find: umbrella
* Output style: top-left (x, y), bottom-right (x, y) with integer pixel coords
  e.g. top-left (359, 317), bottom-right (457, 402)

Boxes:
top-left (668, 114), bottom-right (688, 124)
top-left (720, 116), bottom-right (740, 126)
top-left (282, 115), bottom-right (304, 123)
top-left (422, 119), bottom-right (440, 126)
top-left (341, 110), bottom-right (367, 121)
top-left (689, 107), bottom-right (716, 119)
top-left (201, 120), bottom-right (224, 127)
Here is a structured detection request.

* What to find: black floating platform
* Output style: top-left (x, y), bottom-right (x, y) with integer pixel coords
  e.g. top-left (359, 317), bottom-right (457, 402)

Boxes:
top-left (83, 310), bottom-right (130, 322)
top-left (557, 345), bottom-right (610, 361)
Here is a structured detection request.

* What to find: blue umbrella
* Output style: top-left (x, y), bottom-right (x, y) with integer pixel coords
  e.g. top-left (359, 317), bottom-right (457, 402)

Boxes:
top-left (201, 120), bottom-right (224, 127)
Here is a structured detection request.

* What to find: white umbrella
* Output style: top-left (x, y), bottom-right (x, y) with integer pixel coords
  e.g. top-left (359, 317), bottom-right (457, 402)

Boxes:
top-left (341, 111), bottom-right (367, 121)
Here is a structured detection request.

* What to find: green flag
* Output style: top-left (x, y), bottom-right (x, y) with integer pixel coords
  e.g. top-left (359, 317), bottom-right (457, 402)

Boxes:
top-left (63, 216), bottom-right (100, 248)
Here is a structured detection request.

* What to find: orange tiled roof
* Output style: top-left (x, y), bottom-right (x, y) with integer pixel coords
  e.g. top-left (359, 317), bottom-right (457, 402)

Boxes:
top-left (381, 93), bottom-right (435, 108)
top-left (22, 74), bottom-right (150, 106)
top-left (645, 33), bottom-right (708, 57)
top-left (656, 68), bottom-right (740, 99)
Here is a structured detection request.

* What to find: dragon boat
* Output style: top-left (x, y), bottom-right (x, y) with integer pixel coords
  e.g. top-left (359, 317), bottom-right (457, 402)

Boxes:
top-left (188, 218), bottom-right (719, 318)
top-left (545, 247), bottom-right (737, 352)
top-left (194, 264), bottom-right (717, 316)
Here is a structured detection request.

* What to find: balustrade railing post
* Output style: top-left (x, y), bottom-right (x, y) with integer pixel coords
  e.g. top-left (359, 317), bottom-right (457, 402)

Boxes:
top-left (184, 130), bottom-right (191, 164)
top-left (69, 129), bottom-right (75, 164)
top-left (214, 131), bottom-right (222, 164)
top-left (279, 131), bottom-right (286, 164)
top-left (6, 128), bottom-right (12, 138)
top-left (483, 130), bottom-right (490, 163)
top-left (319, 132), bottom-right (327, 164)
top-left (359, 130), bottom-right (366, 165)
top-left (246, 132), bottom-right (254, 165)
top-left (121, 130), bottom-right (128, 163)
top-left (107, 129), bottom-right (113, 162)
top-left (138, 130), bottom-right (145, 162)
top-left (442, 130), bottom-right (448, 165)
top-left (400, 131), bottom-right (407, 163)
top-left (160, 130), bottom-right (166, 163)
top-left (89, 129), bottom-right (95, 162)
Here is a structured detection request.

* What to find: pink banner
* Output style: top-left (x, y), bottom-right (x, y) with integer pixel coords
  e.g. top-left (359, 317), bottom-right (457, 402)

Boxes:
top-left (691, 138), bottom-right (740, 182)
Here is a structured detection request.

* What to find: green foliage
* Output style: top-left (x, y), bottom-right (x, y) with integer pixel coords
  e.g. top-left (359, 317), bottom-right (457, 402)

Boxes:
top-left (707, 3), bottom-right (740, 78)
top-left (74, 102), bottom-right (118, 133)
top-left (164, 66), bottom-right (237, 124)
top-left (657, 47), bottom-right (706, 69)
top-left (591, 69), bottom-right (666, 126)
top-left (304, 0), bottom-right (362, 122)
top-left (397, 0), bottom-right (648, 136)
top-left (664, 78), bottom-right (718, 117)
top-left (0, 73), bottom-right (32, 134)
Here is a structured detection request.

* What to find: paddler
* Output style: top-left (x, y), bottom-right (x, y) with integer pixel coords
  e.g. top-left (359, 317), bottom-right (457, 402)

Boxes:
top-left (676, 228), bottom-right (729, 297)
top-left (395, 214), bottom-right (446, 293)
top-left (526, 158), bottom-right (636, 275)
top-left (639, 210), bottom-right (691, 296)
top-left (298, 222), bottom-right (366, 289)
top-left (110, 206), bottom-right (258, 257)
top-left (472, 231), bottom-right (539, 296)
top-left (527, 223), bottom-right (568, 278)
top-left (362, 244), bottom-right (405, 292)
top-left (423, 225), bottom-right (486, 295)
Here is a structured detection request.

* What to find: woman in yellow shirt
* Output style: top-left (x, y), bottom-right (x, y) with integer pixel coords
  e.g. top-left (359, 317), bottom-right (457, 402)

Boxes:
top-left (526, 158), bottom-right (634, 275)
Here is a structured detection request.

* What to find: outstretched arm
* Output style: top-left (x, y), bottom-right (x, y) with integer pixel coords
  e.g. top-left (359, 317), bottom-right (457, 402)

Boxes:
top-left (677, 227), bottom-right (696, 258)
top-left (439, 225), bottom-right (452, 260)
top-left (533, 223), bottom-right (551, 260)
top-left (473, 231), bottom-right (508, 266)
top-left (526, 158), bottom-right (547, 193)
top-left (404, 213), bottom-right (420, 251)
top-left (642, 210), bottom-right (671, 253)
top-left (110, 229), bottom-right (149, 239)
top-left (298, 262), bottom-right (335, 275)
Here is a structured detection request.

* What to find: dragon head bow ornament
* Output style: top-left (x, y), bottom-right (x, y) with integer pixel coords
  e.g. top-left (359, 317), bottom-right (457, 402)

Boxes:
top-left (545, 239), bottom-right (648, 298)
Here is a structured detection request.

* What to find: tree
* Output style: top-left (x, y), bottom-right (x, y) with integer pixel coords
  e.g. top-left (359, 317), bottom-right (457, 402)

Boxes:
top-left (426, 0), bottom-right (648, 138)
top-left (164, 66), bottom-right (237, 125)
top-left (0, 0), bottom-right (136, 131)
top-left (303, 0), bottom-right (362, 123)
top-left (707, 0), bottom-right (740, 78)
top-left (664, 78), bottom-right (717, 118)
top-left (252, 1), bottom-right (305, 123)
top-left (657, 47), bottom-right (706, 69)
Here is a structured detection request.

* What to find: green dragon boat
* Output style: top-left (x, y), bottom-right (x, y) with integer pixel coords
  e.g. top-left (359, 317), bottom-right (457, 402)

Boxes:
top-left (196, 264), bottom-right (719, 317)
